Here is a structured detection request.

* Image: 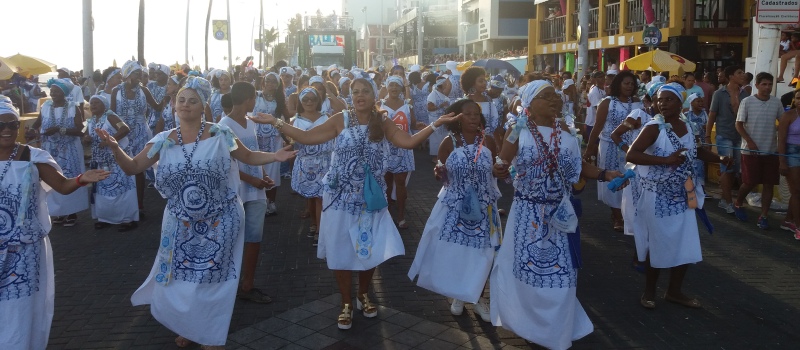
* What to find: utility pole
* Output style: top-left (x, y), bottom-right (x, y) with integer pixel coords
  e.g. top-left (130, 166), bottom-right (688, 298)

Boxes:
top-left (205, 0), bottom-right (213, 70)
top-left (577, 0), bottom-right (589, 80)
top-left (82, 0), bottom-right (93, 82)
top-left (185, 0), bottom-right (190, 64)
top-left (137, 0), bottom-right (145, 64)
top-left (226, 0), bottom-right (233, 72)
top-left (380, 0), bottom-right (384, 66)
top-left (417, 11), bottom-right (424, 66)
top-left (259, 0), bottom-right (264, 68)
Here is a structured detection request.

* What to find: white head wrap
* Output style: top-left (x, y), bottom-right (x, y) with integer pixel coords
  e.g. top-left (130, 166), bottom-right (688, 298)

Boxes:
top-left (309, 76), bottom-right (324, 86)
top-left (156, 64), bottom-right (170, 76)
top-left (561, 79), bottom-right (575, 91)
top-left (520, 80), bottom-right (554, 110)
top-left (299, 87), bottom-right (318, 101)
top-left (121, 60), bottom-right (143, 79)
top-left (0, 100), bottom-right (19, 119)
top-left (657, 82), bottom-right (687, 104)
top-left (338, 77), bottom-right (351, 90)
top-left (90, 94), bottom-right (110, 111)
top-left (410, 64), bottom-right (421, 73)
top-left (686, 93), bottom-right (701, 106)
top-left (386, 76), bottom-right (404, 87)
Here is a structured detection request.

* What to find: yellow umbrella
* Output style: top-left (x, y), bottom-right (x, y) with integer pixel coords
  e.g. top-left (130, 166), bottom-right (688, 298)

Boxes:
top-left (621, 49), bottom-right (696, 73)
top-left (0, 57), bottom-right (17, 80)
top-left (457, 61), bottom-right (473, 71)
top-left (3, 53), bottom-right (57, 77)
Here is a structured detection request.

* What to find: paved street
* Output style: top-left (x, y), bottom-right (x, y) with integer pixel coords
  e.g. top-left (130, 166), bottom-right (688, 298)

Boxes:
top-left (46, 149), bottom-right (800, 349)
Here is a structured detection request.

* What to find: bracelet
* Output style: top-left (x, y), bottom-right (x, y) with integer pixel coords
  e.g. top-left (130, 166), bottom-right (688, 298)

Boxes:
top-left (429, 123), bottom-right (438, 132)
top-left (274, 118), bottom-right (285, 130)
top-left (622, 121), bottom-right (634, 129)
top-left (60, 127), bottom-right (67, 135)
top-left (598, 169), bottom-right (607, 182)
top-left (116, 122), bottom-right (126, 130)
top-left (617, 141), bottom-right (628, 151)
top-left (75, 173), bottom-right (87, 187)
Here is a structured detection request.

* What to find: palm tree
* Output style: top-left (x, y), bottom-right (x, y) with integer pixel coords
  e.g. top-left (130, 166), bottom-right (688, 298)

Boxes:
top-left (138, 0), bottom-right (145, 64)
top-left (272, 43), bottom-right (289, 62)
top-left (262, 27), bottom-right (278, 67)
top-left (287, 13), bottom-right (302, 35)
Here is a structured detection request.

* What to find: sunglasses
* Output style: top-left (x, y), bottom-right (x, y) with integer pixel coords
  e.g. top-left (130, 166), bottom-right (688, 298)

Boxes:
top-left (0, 121), bottom-right (21, 131)
top-left (301, 97), bottom-right (318, 104)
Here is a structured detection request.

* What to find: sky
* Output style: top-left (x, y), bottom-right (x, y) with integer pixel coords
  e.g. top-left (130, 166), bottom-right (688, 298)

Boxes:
top-left (2, 0), bottom-right (340, 74)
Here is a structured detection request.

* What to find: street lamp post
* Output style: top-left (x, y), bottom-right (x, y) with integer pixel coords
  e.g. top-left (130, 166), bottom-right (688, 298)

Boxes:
top-left (459, 22), bottom-right (469, 62)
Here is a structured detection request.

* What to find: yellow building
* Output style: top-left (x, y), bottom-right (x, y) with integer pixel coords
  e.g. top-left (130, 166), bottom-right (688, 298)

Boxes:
top-left (527, 0), bottom-right (753, 75)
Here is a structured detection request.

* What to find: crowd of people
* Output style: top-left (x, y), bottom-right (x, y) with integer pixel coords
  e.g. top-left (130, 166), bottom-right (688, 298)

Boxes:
top-left (2, 51), bottom-right (800, 350)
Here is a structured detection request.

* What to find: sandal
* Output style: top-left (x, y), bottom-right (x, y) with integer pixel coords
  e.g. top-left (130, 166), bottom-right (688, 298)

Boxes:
top-left (299, 211), bottom-right (311, 219)
top-left (200, 346), bottom-right (225, 350)
top-left (94, 222), bottom-right (109, 230)
top-left (664, 293), bottom-right (702, 309)
top-left (397, 220), bottom-right (409, 229)
top-left (237, 287), bottom-right (273, 304)
top-left (356, 293), bottom-right (378, 318)
top-left (175, 336), bottom-right (195, 348)
top-left (118, 222), bottom-right (138, 232)
top-left (640, 294), bottom-right (656, 310)
top-left (63, 214), bottom-right (78, 227)
top-left (337, 304), bottom-right (353, 330)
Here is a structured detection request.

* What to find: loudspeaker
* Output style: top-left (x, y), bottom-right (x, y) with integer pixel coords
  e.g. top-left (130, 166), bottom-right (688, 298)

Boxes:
top-left (668, 36), bottom-right (700, 67)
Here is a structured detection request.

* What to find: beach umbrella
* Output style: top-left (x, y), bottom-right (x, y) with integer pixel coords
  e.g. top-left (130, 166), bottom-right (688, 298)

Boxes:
top-left (620, 49), bottom-right (696, 73)
top-left (3, 53), bottom-right (57, 77)
top-left (472, 59), bottom-right (522, 78)
top-left (457, 61), bottom-right (473, 71)
top-left (0, 57), bottom-right (17, 80)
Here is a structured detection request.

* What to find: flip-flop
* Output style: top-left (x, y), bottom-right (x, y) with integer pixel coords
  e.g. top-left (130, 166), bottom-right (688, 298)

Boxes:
top-left (175, 336), bottom-right (194, 348)
top-left (640, 294), bottom-right (656, 309)
top-left (664, 293), bottom-right (702, 308)
top-left (397, 220), bottom-right (409, 229)
top-left (299, 211), bottom-right (311, 219)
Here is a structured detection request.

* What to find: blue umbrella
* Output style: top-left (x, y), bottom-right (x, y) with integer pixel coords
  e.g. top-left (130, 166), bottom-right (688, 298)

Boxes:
top-left (471, 59), bottom-right (521, 78)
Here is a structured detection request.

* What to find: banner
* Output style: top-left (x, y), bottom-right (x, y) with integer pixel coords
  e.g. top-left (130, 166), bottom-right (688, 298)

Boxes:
top-left (308, 34), bottom-right (345, 47)
top-left (213, 20), bottom-right (229, 41)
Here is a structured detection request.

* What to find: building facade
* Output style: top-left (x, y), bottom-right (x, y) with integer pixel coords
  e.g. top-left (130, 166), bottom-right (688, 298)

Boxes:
top-left (459, 0), bottom-right (533, 58)
top-left (389, 1), bottom-right (460, 67)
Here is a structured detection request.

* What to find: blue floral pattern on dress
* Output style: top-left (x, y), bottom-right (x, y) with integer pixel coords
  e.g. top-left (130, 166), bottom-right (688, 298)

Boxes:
top-left (88, 114), bottom-right (136, 197)
top-left (0, 183), bottom-right (44, 301)
top-left (40, 101), bottom-right (82, 178)
top-left (253, 94), bottom-right (280, 149)
top-left (114, 85), bottom-right (150, 156)
top-left (410, 84), bottom-right (429, 124)
top-left (292, 116), bottom-right (334, 198)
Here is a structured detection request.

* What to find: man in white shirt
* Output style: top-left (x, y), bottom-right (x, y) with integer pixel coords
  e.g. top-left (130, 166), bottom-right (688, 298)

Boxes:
top-left (586, 71), bottom-right (606, 141)
top-left (218, 82), bottom-right (275, 304)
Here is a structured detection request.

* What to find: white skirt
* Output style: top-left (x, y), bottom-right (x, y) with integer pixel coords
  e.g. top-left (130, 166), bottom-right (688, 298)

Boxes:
top-left (47, 186), bottom-right (89, 216)
top-left (407, 198), bottom-right (494, 303)
top-left (262, 136), bottom-right (283, 187)
top-left (131, 205), bottom-right (245, 346)
top-left (0, 238), bottom-right (54, 350)
top-left (489, 200), bottom-right (593, 350)
top-left (633, 187), bottom-right (704, 268)
top-left (621, 181), bottom-right (636, 236)
top-left (429, 126), bottom-right (448, 157)
top-left (92, 187), bottom-right (139, 224)
top-left (596, 140), bottom-right (624, 208)
top-left (318, 192), bottom-right (405, 271)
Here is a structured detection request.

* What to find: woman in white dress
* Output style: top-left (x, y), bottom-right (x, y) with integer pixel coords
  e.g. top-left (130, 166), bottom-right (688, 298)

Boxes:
top-left (309, 76), bottom-right (346, 117)
top-left (380, 76), bottom-right (417, 229)
top-left (490, 80), bottom-right (593, 350)
top-left (154, 75), bottom-right (184, 134)
top-left (462, 67), bottom-right (503, 148)
top-left (96, 77), bottom-right (296, 349)
top-left (209, 69), bottom-right (233, 122)
top-left (253, 72), bottom-right (289, 215)
top-left (250, 77), bottom-right (458, 330)
top-left (29, 78), bottom-right (88, 227)
top-left (291, 87), bottom-right (335, 245)
top-left (626, 83), bottom-right (730, 310)
top-left (427, 75), bottom-right (452, 163)
top-left (583, 71), bottom-right (643, 232)
top-left (85, 95), bottom-right (139, 231)
top-left (0, 100), bottom-right (109, 350)
top-left (408, 99), bottom-right (501, 323)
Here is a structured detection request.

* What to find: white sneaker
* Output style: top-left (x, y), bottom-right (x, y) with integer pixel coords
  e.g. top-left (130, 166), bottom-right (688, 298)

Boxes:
top-left (718, 199), bottom-right (729, 210)
top-left (266, 202), bottom-right (277, 215)
top-left (450, 299), bottom-right (464, 315)
top-left (473, 298), bottom-right (491, 322)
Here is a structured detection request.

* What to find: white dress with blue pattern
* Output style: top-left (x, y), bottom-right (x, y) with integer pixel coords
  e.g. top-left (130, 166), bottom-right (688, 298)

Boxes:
top-left (209, 90), bottom-right (226, 123)
top-left (632, 118), bottom-right (704, 268)
top-left (408, 136), bottom-right (501, 303)
top-left (490, 120), bottom-right (592, 350)
top-left (381, 101), bottom-right (415, 173)
top-left (686, 109), bottom-right (708, 185)
top-left (597, 97), bottom-right (643, 208)
top-left (621, 109), bottom-right (653, 236)
top-left (87, 113), bottom-right (139, 224)
top-left (427, 90), bottom-right (449, 156)
top-left (146, 81), bottom-right (167, 132)
top-left (39, 101), bottom-right (89, 216)
top-left (410, 83), bottom-right (430, 125)
top-left (114, 84), bottom-right (153, 157)
top-left (291, 115), bottom-right (333, 198)
top-left (0, 147), bottom-right (60, 350)
top-left (252, 93), bottom-right (282, 187)
top-left (477, 99), bottom-right (500, 134)
top-left (130, 124), bottom-right (244, 346)
top-left (318, 113), bottom-right (404, 270)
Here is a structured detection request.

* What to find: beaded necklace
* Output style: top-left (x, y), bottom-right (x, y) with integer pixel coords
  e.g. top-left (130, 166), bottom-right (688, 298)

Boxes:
top-left (526, 116), bottom-right (562, 178)
top-left (176, 121), bottom-right (206, 169)
top-left (0, 144), bottom-right (20, 186)
top-left (48, 101), bottom-right (67, 130)
top-left (459, 131), bottom-right (484, 185)
top-left (118, 82), bottom-right (143, 116)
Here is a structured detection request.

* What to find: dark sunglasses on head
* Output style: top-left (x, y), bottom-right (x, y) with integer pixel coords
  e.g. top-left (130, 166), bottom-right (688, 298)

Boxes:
top-left (0, 121), bottom-right (21, 131)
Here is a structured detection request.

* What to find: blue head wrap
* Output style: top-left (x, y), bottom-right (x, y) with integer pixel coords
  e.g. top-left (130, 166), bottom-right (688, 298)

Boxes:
top-left (121, 60), bottom-right (143, 79)
top-left (657, 82), bottom-right (687, 104)
top-left (180, 76), bottom-right (213, 105)
top-left (299, 87), bottom-right (319, 101)
top-left (90, 94), bottom-right (110, 111)
top-left (106, 68), bottom-right (121, 83)
top-left (646, 80), bottom-right (665, 98)
top-left (264, 72), bottom-right (279, 84)
top-left (386, 76), bottom-right (404, 87)
top-left (309, 76), bottom-right (324, 86)
top-left (47, 78), bottom-right (75, 95)
top-left (338, 77), bottom-right (351, 90)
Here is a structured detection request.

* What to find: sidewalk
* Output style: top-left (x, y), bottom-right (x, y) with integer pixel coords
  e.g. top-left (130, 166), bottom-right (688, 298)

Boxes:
top-left (45, 149), bottom-right (800, 349)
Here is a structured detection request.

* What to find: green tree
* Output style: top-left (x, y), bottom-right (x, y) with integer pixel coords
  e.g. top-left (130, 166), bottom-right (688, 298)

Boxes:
top-left (272, 43), bottom-right (289, 62)
top-left (287, 13), bottom-right (302, 35)
top-left (262, 27), bottom-right (279, 67)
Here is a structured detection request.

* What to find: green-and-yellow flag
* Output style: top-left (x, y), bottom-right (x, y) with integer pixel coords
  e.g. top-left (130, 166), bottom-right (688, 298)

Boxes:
top-left (212, 20), bottom-right (229, 41)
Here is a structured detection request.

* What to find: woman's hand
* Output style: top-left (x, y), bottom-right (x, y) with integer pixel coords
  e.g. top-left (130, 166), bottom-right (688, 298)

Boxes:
top-left (582, 146), bottom-right (598, 164)
top-left (94, 128), bottom-right (120, 150)
top-left (433, 112), bottom-right (460, 128)
top-left (273, 145), bottom-right (298, 162)
top-left (25, 128), bottom-right (39, 141)
top-left (720, 155), bottom-right (733, 168)
top-left (663, 148), bottom-right (688, 166)
top-left (42, 127), bottom-right (59, 136)
top-left (249, 113), bottom-right (276, 125)
top-left (439, 101), bottom-right (449, 109)
top-left (492, 162), bottom-right (510, 179)
top-left (79, 169), bottom-right (111, 184)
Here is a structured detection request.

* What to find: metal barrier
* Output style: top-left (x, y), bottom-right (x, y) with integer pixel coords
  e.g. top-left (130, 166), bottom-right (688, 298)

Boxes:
top-left (539, 15), bottom-right (566, 44)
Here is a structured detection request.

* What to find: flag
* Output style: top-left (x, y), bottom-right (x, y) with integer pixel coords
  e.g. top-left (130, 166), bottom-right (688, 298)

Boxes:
top-left (213, 20), bottom-right (229, 41)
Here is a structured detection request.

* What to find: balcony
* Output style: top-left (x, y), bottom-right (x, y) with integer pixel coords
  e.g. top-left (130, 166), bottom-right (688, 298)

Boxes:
top-left (303, 15), bottom-right (354, 31)
top-left (540, 15), bottom-right (566, 44)
top-left (693, 0), bottom-right (747, 35)
top-left (626, 0), bottom-right (669, 32)
top-left (605, 3), bottom-right (620, 36)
